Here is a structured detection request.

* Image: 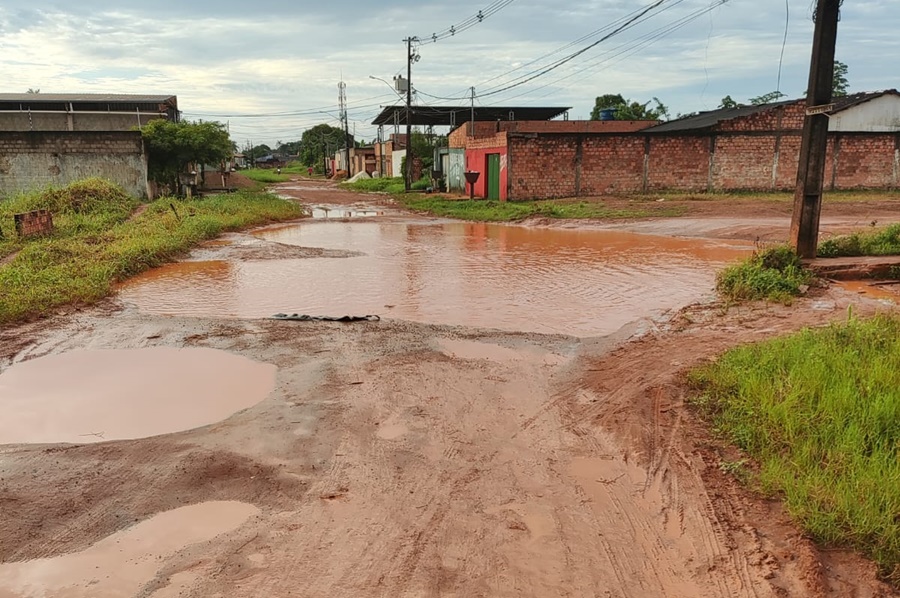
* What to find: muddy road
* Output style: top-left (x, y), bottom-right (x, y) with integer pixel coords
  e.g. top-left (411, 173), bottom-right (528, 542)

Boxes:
top-left (0, 179), bottom-right (896, 597)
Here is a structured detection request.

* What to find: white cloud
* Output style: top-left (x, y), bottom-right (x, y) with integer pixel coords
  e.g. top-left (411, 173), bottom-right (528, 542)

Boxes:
top-left (0, 0), bottom-right (898, 146)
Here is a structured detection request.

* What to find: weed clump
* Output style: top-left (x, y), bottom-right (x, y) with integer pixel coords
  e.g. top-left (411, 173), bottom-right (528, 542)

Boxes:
top-left (716, 245), bottom-right (812, 303)
top-left (689, 314), bottom-right (900, 583)
top-left (818, 223), bottom-right (900, 257)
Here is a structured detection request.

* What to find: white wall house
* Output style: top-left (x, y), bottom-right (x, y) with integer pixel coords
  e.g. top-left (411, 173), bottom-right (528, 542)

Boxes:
top-left (829, 90), bottom-right (900, 132)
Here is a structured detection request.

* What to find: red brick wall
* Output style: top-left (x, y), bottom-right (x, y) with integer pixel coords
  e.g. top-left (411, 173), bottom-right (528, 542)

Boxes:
top-left (712, 135), bottom-right (778, 189)
top-left (578, 136), bottom-right (645, 195)
top-left (833, 134), bottom-right (898, 188)
top-left (503, 129), bottom-right (899, 200)
top-left (647, 136), bottom-right (710, 191)
top-left (716, 103), bottom-right (806, 132)
top-left (14, 210), bottom-right (54, 237)
top-left (507, 136), bottom-right (578, 199)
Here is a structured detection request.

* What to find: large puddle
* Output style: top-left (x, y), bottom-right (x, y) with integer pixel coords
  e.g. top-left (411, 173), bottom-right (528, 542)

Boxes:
top-left (0, 501), bottom-right (258, 598)
top-left (118, 222), bottom-right (752, 337)
top-left (0, 347), bottom-right (276, 444)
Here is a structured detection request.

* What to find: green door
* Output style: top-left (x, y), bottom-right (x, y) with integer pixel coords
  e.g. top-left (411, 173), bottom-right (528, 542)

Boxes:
top-left (486, 154), bottom-right (501, 200)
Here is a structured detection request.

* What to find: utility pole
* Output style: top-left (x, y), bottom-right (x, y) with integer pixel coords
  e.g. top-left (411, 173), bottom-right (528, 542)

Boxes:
top-left (470, 87), bottom-right (475, 136)
top-left (404, 37), bottom-right (416, 192)
top-left (339, 81), bottom-right (352, 176)
top-left (790, 0), bottom-right (841, 258)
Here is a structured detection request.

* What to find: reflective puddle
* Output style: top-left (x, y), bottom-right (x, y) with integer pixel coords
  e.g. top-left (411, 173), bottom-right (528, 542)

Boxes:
top-left (308, 205), bottom-right (383, 219)
top-left (118, 222), bottom-right (752, 337)
top-left (0, 501), bottom-right (258, 598)
top-left (0, 347), bottom-right (276, 444)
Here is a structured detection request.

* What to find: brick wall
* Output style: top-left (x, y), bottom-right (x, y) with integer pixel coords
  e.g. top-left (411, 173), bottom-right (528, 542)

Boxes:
top-left (647, 136), bottom-right (710, 191)
top-left (578, 136), bottom-right (645, 195)
top-left (0, 131), bottom-right (148, 198)
top-left (14, 210), bottom-right (53, 237)
top-left (505, 130), bottom-right (900, 200)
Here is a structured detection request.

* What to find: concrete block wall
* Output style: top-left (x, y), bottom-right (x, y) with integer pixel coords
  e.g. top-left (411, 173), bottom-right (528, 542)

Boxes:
top-left (0, 131), bottom-right (148, 198)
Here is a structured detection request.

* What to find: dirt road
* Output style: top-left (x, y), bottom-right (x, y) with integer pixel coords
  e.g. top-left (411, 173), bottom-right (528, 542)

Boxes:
top-left (0, 179), bottom-right (896, 597)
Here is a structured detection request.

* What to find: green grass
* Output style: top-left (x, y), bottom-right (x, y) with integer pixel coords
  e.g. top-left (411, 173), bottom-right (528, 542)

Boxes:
top-left (0, 178), bottom-right (303, 326)
top-left (241, 168), bottom-right (292, 184)
top-left (818, 223), bottom-right (900, 257)
top-left (716, 245), bottom-right (813, 304)
top-left (342, 177), bottom-right (407, 194)
top-left (688, 313), bottom-right (900, 583)
top-left (399, 196), bottom-right (685, 222)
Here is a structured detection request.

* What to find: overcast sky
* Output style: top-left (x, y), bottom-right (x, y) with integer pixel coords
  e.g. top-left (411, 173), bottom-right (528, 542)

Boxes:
top-left (1, 1), bottom-right (897, 147)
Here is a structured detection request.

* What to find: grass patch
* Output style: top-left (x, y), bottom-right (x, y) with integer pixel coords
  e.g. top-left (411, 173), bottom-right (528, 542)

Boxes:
top-left (716, 245), bottom-right (813, 304)
top-left (342, 176), bottom-right (408, 195)
top-left (0, 179), bottom-right (303, 326)
top-left (818, 223), bottom-right (900, 257)
top-left (688, 313), bottom-right (900, 583)
top-left (241, 168), bottom-right (292, 184)
top-left (398, 196), bottom-right (685, 222)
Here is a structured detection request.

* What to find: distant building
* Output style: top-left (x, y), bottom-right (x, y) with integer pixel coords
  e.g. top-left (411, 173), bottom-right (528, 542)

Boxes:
top-left (0, 93), bottom-right (179, 199)
top-left (0, 93), bottom-right (179, 132)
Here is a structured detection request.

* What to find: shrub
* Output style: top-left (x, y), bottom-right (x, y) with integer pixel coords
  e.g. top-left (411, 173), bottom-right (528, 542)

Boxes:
top-left (717, 245), bottom-right (812, 303)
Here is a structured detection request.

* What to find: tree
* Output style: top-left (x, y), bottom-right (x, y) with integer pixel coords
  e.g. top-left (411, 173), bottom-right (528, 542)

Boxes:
top-left (833, 60), bottom-right (849, 97)
top-left (141, 119), bottom-right (233, 187)
top-left (298, 124), bottom-right (351, 167)
top-left (26, 88), bottom-right (40, 94)
top-left (248, 144), bottom-right (272, 161)
top-left (748, 91), bottom-right (786, 106)
top-left (590, 94), bottom-right (668, 121)
top-left (719, 95), bottom-right (740, 109)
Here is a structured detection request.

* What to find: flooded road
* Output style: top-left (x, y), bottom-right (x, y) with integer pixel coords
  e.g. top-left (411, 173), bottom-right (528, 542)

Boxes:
top-left (0, 347), bottom-right (276, 444)
top-left (0, 501), bottom-right (258, 598)
top-left (119, 221), bottom-right (751, 337)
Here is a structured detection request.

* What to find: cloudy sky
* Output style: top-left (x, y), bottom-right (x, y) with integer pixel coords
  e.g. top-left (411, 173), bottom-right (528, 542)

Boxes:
top-left (1, 1), bottom-right (897, 147)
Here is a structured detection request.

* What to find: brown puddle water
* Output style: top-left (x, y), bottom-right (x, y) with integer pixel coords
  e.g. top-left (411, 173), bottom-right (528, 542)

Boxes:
top-left (118, 222), bottom-right (752, 337)
top-left (0, 347), bottom-right (276, 444)
top-left (0, 501), bottom-right (258, 598)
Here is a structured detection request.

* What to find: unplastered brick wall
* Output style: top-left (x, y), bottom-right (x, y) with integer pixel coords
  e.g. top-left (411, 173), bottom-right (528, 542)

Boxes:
top-left (505, 130), bottom-right (900, 200)
top-left (0, 131), bottom-right (148, 198)
top-left (716, 102), bottom-right (806, 132)
top-left (14, 209), bottom-right (53, 237)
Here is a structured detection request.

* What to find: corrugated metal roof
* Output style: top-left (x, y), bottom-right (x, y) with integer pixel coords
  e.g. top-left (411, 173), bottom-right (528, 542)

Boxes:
top-left (371, 105), bottom-right (570, 126)
top-left (0, 93), bottom-right (176, 103)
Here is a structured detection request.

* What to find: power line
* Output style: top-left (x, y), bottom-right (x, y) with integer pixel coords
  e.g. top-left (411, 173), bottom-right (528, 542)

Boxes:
top-left (415, 0), bottom-right (518, 45)
top-left (476, 0), bottom-right (681, 98)
top-left (485, 0), bottom-right (729, 104)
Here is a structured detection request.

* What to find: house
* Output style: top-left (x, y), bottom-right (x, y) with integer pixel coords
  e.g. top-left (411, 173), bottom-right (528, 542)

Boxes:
top-left (446, 90), bottom-right (900, 200)
top-left (0, 93), bottom-right (178, 199)
top-left (448, 119), bottom-right (660, 200)
top-left (370, 105), bottom-right (574, 192)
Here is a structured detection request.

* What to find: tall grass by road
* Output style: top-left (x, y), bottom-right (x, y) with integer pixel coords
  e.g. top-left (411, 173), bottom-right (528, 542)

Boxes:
top-left (689, 314), bottom-right (900, 583)
top-left (0, 178), bottom-right (303, 326)
top-left (818, 223), bottom-right (900, 257)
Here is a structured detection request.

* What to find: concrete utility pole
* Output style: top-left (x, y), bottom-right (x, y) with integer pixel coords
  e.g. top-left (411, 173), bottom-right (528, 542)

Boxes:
top-left (339, 81), bottom-right (352, 176)
top-left (470, 87), bottom-right (475, 136)
top-left (404, 37), bottom-right (415, 192)
top-left (790, 0), bottom-right (841, 258)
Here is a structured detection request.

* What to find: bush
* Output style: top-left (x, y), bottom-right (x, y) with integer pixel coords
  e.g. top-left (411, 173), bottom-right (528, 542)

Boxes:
top-left (716, 245), bottom-right (813, 303)
top-left (818, 223), bottom-right (900, 257)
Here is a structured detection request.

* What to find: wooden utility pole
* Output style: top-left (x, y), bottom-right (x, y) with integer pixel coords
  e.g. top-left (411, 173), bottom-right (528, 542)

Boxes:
top-left (790, 0), bottom-right (841, 258)
top-left (404, 37), bottom-right (415, 192)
